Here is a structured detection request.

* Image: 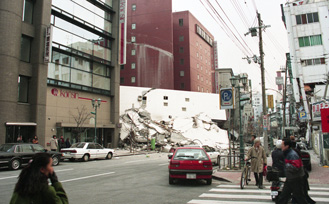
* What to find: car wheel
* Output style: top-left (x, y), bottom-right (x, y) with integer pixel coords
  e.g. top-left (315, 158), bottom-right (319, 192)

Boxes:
top-left (206, 178), bottom-right (212, 185)
top-left (169, 176), bottom-right (174, 185)
top-left (9, 159), bottom-right (21, 170)
top-left (82, 154), bottom-right (89, 162)
top-left (106, 152), bottom-right (113, 160)
top-left (52, 156), bottom-right (60, 166)
top-left (69, 158), bottom-right (75, 162)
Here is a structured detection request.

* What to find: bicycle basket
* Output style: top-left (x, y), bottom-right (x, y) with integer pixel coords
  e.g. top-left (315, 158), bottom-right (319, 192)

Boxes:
top-left (266, 166), bottom-right (279, 181)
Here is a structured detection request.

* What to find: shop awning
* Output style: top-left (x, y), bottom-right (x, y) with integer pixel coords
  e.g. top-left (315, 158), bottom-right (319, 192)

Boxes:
top-left (56, 122), bottom-right (115, 129)
top-left (5, 122), bottom-right (37, 126)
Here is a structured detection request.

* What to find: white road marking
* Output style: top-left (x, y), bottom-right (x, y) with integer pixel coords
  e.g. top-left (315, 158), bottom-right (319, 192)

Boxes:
top-left (158, 163), bottom-right (168, 166)
top-left (61, 172), bottom-right (115, 183)
top-left (210, 188), bottom-right (269, 193)
top-left (216, 184), bottom-right (270, 188)
top-left (124, 158), bottom-right (160, 164)
top-left (188, 200), bottom-right (272, 204)
top-left (55, 168), bottom-right (74, 172)
top-left (0, 175), bottom-right (18, 180)
top-left (199, 193), bottom-right (270, 200)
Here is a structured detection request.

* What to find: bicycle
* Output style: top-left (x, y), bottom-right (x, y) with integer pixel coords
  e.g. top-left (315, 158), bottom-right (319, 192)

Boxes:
top-left (240, 158), bottom-right (252, 189)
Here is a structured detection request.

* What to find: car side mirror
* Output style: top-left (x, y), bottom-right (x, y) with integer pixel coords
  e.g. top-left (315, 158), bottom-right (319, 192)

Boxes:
top-left (168, 153), bottom-right (173, 159)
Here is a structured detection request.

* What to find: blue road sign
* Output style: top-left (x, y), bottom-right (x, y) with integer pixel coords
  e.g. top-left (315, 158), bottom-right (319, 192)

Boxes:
top-left (220, 88), bottom-right (233, 110)
top-left (299, 111), bottom-right (307, 120)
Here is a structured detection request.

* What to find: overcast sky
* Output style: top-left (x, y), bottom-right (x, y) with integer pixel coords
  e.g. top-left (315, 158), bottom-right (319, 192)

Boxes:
top-left (173, 0), bottom-right (289, 96)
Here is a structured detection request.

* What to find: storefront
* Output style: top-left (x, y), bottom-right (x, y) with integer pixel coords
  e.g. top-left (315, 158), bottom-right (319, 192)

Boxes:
top-left (5, 122), bottom-right (37, 143)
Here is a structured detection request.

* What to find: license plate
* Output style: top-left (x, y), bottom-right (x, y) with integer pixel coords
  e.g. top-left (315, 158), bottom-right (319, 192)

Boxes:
top-left (186, 173), bottom-right (196, 179)
top-left (271, 191), bottom-right (278, 196)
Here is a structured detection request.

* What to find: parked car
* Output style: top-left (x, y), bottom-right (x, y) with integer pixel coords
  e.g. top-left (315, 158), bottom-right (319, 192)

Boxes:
top-left (202, 145), bottom-right (220, 165)
top-left (168, 147), bottom-right (213, 185)
top-left (60, 142), bottom-right (114, 162)
top-left (0, 143), bottom-right (62, 170)
top-left (297, 142), bottom-right (312, 171)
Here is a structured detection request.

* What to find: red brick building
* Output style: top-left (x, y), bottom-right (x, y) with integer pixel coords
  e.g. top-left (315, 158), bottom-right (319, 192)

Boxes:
top-left (120, 1), bottom-right (215, 93)
top-left (120, 0), bottom-right (174, 89)
top-left (173, 11), bottom-right (215, 93)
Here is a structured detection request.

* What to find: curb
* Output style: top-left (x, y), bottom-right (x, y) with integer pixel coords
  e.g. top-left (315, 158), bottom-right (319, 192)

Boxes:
top-left (114, 151), bottom-right (158, 157)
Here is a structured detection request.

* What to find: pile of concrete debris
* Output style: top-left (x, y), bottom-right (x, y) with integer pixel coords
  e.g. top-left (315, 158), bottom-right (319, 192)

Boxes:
top-left (119, 108), bottom-right (229, 152)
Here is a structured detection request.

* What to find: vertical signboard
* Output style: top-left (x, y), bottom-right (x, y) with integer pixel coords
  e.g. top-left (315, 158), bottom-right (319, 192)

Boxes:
top-left (321, 108), bottom-right (329, 133)
top-left (214, 41), bottom-right (219, 93)
top-left (118, 0), bottom-right (127, 65)
top-left (267, 95), bottom-right (274, 109)
top-left (44, 26), bottom-right (53, 63)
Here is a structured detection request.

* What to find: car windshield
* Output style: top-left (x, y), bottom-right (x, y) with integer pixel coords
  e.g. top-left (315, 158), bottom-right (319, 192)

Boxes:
top-left (0, 144), bottom-right (15, 152)
top-left (71, 143), bottom-right (86, 148)
top-left (174, 149), bottom-right (208, 160)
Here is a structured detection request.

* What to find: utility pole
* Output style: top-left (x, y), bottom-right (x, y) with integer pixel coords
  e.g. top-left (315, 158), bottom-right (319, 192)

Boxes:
top-left (282, 65), bottom-right (288, 138)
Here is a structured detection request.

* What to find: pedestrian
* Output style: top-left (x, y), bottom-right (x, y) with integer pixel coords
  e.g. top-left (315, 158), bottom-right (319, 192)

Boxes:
top-left (65, 138), bottom-right (71, 148)
top-left (10, 153), bottom-right (68, 204)
top-left (50, 135), bottom-right (58, 151)
top-left (276, 138), bottom-right (308, 204)
top-left (32, 136), bottom-right (38, 144)
top-left (17, 136), bottom-right (23, 143)
top-left (251, 135), bottom-right (256, 146)
top-left (245, 138), bottom-right (267, 189)
top-left (58, 136), bottom-right (65, 151)
top-left (271, 140), bottom-right (285, 177)
top-left (290, 135), bottom-right (297, 148)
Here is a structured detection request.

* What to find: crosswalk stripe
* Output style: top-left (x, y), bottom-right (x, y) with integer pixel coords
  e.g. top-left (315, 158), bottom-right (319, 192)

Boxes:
top-left (187, 200), bottom-right (272, 204)
top-left (210, 188), bottom-right (329, 196)
top-left (200, 193), bottom-right (270, 200)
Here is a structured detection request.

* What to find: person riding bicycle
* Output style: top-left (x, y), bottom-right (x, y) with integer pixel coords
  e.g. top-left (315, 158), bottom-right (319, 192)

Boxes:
top-left (271, 140), bottom-right (285, 177)
top-left (245, 138), bottom-right (267, 189)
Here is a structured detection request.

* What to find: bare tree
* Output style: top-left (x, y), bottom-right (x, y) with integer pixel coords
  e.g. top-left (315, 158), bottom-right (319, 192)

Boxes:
top-left (70, 105), bottom-right (91, 142)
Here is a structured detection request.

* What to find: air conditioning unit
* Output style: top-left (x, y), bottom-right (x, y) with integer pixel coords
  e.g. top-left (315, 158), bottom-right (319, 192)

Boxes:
top-left (137, 95), bottom-right (142, 101)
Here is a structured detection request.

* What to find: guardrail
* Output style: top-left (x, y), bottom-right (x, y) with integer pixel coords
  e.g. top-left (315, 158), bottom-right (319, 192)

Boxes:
top-left (218, 151), bottom-right (245, 169)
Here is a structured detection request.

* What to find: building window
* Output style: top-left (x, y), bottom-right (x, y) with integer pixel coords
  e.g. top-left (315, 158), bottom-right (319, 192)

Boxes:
top-left (197, 74), bottom-right (200, 80)
top-left (182, 107), bottom-right (187, 111)
top-left (180, 71), bottom-right (184, 77)
top-left (179, 36), bottom-right (184, 42)
top-left (18, 76), bottom-right (29, 103)
top-left (131, 77), bottom-right (136, 83)
top-left (131, 49), bottom-right (136, 55)
top-left (202, 87), bottom-right (204, 92)
top-left (120, 77), bottom-right (124, 84)
top-left (201, 66), bottom-right (203, 70)
top-left (132, 23), bottom-right (136, 29)
top-left (164, 96), bottom-right (168, 100)
top-left (132, 4), bottom-right (136, 11)
top-left (179, 47), bottom-right (184, 53)
top-left (131, 36), bottom-right (136, 43)
top-left (180, 83), bottom-right (185, 89)
top-left (164, 102), bottom-right (168, 106)
top-left (185, 98), bottom-right (190, 102)
top-left (131, 63), bottom-right (136, 69)
top-left (179, 19), bottom-right (183, 26)
top-left (299, 35), bottom-right (322, 47)
top-left (20, 35), bottom-right (32, 62)
top-left (197, 52), bottom-right (199, 58)
top-left (120, 65), bottom-right (124, 70)
top-left (296, 12), bottom-right (319, 25)
top-left (198, 86), bottom-right (200, 91)
top-left (197, 64), bottom-right (199, 69)
top-left (180, 59), bottom-right (184, 65)
top-left (22, 0), bottom-right (33, 24)
top-left (301, 58), bottom-right (325, 66)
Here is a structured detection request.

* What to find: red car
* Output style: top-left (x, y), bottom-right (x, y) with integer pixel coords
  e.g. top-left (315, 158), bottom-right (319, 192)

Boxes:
top-left (168, 147), bottom-right (213, 185)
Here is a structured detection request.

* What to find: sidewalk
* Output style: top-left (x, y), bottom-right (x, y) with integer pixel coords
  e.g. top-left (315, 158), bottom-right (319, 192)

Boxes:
top-left (212, 150), bottom-right (329, 185)
top-left (113, 149), bottom-right (157, 157)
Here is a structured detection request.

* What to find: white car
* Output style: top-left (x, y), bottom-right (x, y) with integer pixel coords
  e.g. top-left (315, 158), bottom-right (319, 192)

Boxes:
top-left (202, 145), bottom-right (220, 165)
top-left (60, 142), bottom-right (114, 162)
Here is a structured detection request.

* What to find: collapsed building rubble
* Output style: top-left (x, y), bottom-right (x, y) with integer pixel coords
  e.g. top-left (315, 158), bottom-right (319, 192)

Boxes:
top-left (119, 108), bottom-right (229, 153)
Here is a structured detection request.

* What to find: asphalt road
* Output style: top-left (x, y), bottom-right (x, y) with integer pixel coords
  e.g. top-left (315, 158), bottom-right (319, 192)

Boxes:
top-left (0, 153), bottom-right (219, 204)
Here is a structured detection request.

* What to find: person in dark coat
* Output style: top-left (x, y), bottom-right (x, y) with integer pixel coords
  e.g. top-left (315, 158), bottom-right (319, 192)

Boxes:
top-left (58, 136), bottom-right (65, 151)
top-left (65, 138), bottom-right (71, 148)
top-left (271, 140), bottom-right (285, 177)
top-left (276, 138), bottom-right (308, 204)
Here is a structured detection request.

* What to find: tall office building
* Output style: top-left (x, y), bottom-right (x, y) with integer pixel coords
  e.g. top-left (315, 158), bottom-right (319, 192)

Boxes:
top-left (0, 0), bottom-right (120, 147)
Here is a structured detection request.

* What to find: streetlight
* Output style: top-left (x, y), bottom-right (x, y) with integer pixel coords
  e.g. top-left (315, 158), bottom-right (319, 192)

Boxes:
top-left (91, 98), bottom-right (102, 143)
top-left (230, 74), bottom-right (248, 166)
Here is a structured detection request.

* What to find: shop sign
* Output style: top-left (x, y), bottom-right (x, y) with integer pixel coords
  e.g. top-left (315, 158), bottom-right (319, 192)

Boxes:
top-left (321, 108), bottom-right (329, 133)
top-left (51, 88), bottom-right (79, 99)
top-left (44, 26), bottom-right (53, 63)
top-left (312, 100), bottom-right (329, 121)
top-left (195, 24), bottom-right (213, 46)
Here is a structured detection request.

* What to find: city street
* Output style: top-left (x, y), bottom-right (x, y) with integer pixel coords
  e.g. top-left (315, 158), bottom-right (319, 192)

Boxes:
top-left (1, 152), bottom-right (329, 204)
top-left (0, 153), bottom-right (218, 204)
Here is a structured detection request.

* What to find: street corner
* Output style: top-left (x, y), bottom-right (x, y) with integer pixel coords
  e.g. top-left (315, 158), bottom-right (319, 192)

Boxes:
top-left (212, 169), bottom-right (241, 183)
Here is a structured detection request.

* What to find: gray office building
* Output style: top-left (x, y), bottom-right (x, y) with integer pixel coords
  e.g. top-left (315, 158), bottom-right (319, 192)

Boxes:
top-left (0, 0), bottom-right (121, 148)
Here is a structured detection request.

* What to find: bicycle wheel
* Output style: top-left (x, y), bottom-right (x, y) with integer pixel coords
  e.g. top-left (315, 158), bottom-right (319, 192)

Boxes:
top-left (245, 166), bottom-right (251, 185)
top-left (240, 168), bottom-right (246, 189)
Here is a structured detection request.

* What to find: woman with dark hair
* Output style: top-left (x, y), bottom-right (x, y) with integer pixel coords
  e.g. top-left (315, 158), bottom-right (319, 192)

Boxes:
top-left (10, 153), bottom-right (68, 204)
